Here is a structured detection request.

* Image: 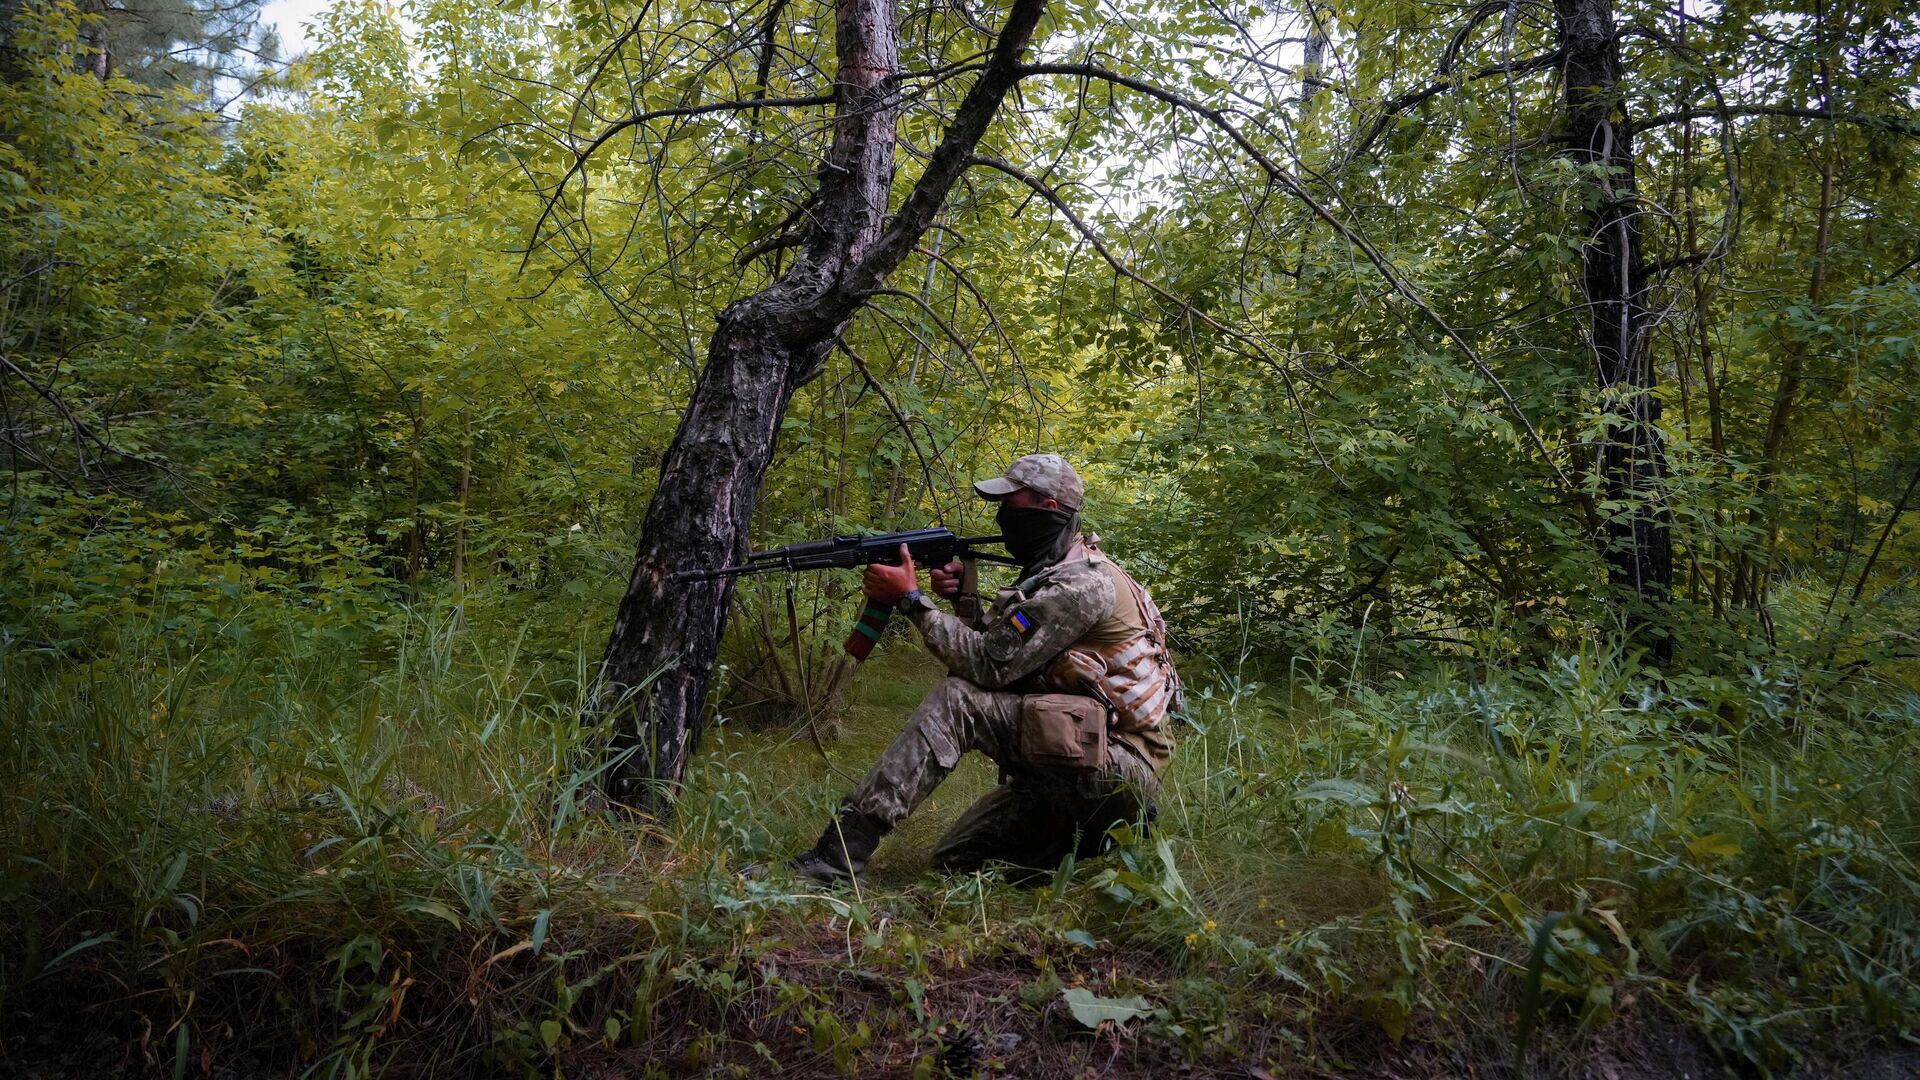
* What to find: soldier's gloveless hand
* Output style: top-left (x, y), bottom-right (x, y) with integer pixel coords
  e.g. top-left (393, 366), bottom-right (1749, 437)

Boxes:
top-left (929, 560), bottom-right (965, 600)
top-left (862, 544), bottom-right (918, 604)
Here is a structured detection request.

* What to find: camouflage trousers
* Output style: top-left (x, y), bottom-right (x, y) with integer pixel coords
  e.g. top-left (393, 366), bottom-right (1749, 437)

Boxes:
top-left (844, 677), bottom-right (1160, 873)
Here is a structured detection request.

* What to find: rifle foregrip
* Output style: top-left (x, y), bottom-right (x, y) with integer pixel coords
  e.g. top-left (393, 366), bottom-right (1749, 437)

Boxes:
top-left (844, 601), bottom-right (892, 662)
top-left (955, 558), bottom-right (983, 621)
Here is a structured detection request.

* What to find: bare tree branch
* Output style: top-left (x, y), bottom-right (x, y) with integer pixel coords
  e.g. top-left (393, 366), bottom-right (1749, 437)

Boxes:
top-left (839, 341), bottom-right (940, 510)
top-left (912, 244), bottom-right (1027, 386)
top-left (869, 288), bottom-right (988, 382)
top-left (1346, 49), bottom-right (1564, 161)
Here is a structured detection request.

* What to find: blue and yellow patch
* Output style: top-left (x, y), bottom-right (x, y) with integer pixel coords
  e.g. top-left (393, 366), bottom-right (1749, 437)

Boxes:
top-left (1007, 610), bottom-right (1034, 636)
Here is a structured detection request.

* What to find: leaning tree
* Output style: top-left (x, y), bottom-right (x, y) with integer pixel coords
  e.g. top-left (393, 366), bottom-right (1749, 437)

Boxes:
top-left (538, 0), bottom-right (1054, 813)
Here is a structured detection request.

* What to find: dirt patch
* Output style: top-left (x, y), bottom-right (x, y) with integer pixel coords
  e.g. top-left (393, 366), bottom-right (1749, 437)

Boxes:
top-left (11, 945), bottom-right (1915, 1080)
top-left (547, 930), bottom-right (1913, 1080)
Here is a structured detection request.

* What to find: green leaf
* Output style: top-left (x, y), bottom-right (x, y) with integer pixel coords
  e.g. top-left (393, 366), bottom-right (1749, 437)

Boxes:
top-left (1686, 832), bottom-right (1742, 858)
top-left (1294, 779), bottom-right (1377, 806)
top-left (399, 899), bottom-right (464, 929)
top-left (1060, 987), bottom-right (1154, 1029)
top-left (1513, 913), bottom-right (1565, 1068)
top-left (33, 931), bottom-right (118, 978)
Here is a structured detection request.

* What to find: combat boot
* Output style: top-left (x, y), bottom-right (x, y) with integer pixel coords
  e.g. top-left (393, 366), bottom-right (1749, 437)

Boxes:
top-left (789, 806), bottom-right (889, 884)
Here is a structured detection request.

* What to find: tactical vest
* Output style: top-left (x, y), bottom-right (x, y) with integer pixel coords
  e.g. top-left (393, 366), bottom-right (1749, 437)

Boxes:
top-left (1046, 539), bottom-right (1181, 768)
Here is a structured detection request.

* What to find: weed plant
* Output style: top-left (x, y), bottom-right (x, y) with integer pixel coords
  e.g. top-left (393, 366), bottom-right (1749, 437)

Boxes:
top-left (2, 595), bottom-right (1916, 1076)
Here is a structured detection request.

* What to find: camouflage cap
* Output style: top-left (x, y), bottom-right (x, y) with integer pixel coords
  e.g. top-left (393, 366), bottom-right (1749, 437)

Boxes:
top-left (972, 453), bottom-right (1084, 510)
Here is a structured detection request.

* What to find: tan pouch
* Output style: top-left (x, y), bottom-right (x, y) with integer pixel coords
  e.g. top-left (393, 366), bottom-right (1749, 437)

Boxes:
top-left (1019, 693), bottom-right (1108, 771)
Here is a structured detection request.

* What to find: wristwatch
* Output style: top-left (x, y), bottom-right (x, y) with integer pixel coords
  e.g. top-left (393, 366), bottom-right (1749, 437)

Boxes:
top-left (896, 589), bottom-right (935, 616)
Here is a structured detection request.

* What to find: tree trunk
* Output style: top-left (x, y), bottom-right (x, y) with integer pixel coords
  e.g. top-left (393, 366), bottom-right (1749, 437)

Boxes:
top-left (593, 0), bottom-right (1049, 815)
top-left (596, 307), bottom-right (823, 812)
top-left (1300, 3), bottom-right (1331, 106)
top-left (1555, 0), bottom-right (1674, 663)
top-left (453, 440), bottom-right (470, 597)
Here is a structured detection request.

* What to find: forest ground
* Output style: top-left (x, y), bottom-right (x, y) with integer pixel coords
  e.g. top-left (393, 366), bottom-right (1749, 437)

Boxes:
top-left (5, 614), bottom-right (1917, 1079)
top-left (537, 655), bottom-right (1910, 1080)
top-left (601, 652), bottom-right (1916, 1080)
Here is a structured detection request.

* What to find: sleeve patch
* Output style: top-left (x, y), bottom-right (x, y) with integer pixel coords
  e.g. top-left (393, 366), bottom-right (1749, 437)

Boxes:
top-left (1008, 610), bottom-right (1035, 636)
top-left (985, 620), bottom-right (1023, 662)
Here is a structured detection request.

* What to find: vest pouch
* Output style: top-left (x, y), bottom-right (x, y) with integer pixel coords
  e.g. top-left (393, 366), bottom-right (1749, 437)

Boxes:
top-left (1019, 693), bottom-right (1108, 771)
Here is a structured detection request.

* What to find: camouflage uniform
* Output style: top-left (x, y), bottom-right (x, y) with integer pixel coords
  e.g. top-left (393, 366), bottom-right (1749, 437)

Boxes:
top-left (842, 536), bottom-right (1174, 872)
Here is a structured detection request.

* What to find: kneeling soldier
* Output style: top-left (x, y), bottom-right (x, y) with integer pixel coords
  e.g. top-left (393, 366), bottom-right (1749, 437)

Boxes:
top-left (788, 454), bottom-right (1181, 882)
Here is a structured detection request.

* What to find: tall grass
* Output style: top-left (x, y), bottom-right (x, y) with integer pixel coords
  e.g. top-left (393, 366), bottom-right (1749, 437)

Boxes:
top-left (1154, 634), bottom-right (1920, 1068)
top-left (5, 605), bottom-right (654, 1074)
top-left (3, 599), bottom-right (1916, 1075)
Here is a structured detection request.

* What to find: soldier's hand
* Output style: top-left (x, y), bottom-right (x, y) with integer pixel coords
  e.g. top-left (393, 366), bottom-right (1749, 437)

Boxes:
top-left (929, 560), bottom-right (965, 600)
top-left (862, 544), bottom-right (918, 604)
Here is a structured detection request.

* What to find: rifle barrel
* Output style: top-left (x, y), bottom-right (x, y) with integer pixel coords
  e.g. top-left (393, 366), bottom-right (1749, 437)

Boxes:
top-left (667, 562), bottom-right (786, 583)
top-left (670, 529), bottom-right (1016, 581)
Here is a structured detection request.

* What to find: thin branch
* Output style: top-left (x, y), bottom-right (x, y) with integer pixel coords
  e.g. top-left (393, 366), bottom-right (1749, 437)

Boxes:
top-left (1877, 251), bottom-right (1920, 285)
top-left (912, 244), bottom-right (1028, 388)
top-left (965, 154), bottom-right (1341, 481)
top-left (735, 229), bottom-right (809, 267)
top-left (1014, 61), bottom-right (1574, 489)
top-left (1630, 105), bottom-right (1920, 138)
top-left (1641, 252), bottom-right (1709, 279)
top-left (1347, 49), bottom-right (1565, 161)
top-left (748, 0), bottom-right (791, 134)
top-left (839, 342), bottom-right (940, 509)
top-left (868, 288), bottom-right (988, 382)
top-left (1, 354), bottom-right (160, 478)
top-left (522, 93), bottom-right (836, 272)
top-left (1850, 462), bottom-right (1920, 607)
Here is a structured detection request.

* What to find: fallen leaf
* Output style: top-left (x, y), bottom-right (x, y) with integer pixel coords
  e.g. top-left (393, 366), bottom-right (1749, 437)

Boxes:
top-left (1060, 987), bottom-right (1153, 1029)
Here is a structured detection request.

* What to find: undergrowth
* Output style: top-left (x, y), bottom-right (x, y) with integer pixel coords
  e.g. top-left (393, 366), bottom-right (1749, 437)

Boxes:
top-left (2, 598), bottom-right (1917, 1077)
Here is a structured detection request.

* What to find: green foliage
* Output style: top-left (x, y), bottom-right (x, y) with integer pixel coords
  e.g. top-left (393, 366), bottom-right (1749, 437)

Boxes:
top-left (1044, 0), bottom-right (1920, 682)
top-left (3, 1), bottom-right (664, 651)
top-left (1141, 635), bottom-right (1920, 1069)
top-left (4, 0), bottom-right (1919, 1073)
top-left (5, 613), bottom-right (1915, 1073)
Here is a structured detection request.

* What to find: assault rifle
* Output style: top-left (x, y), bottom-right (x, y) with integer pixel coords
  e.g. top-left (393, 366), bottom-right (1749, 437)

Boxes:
top-left (671, 527), bottom-right (1017, 660)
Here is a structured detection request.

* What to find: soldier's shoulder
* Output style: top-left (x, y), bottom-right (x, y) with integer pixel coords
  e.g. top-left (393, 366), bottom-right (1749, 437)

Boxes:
top-left (1026, 553), bottom-right (1116, 597)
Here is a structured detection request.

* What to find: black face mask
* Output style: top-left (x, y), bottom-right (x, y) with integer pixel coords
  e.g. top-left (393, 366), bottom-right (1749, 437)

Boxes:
top-left (996, 503), bottom-right (1078, 569)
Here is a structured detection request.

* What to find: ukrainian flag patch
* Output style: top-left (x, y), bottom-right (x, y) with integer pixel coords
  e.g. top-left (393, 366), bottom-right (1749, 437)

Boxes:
top-left (1008, 610), bottom-right (1034, 636)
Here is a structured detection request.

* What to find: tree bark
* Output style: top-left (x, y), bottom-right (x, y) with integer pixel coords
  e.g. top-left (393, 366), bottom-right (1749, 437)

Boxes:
top-left (1300, 2), bottom-right (1331, 107)
top-left (593, 0), bottom-right (1049, 815)
top-left (1555, 0), bottom-right (1674, 663)
top-left (453, 440), bottom-right (470, 597)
